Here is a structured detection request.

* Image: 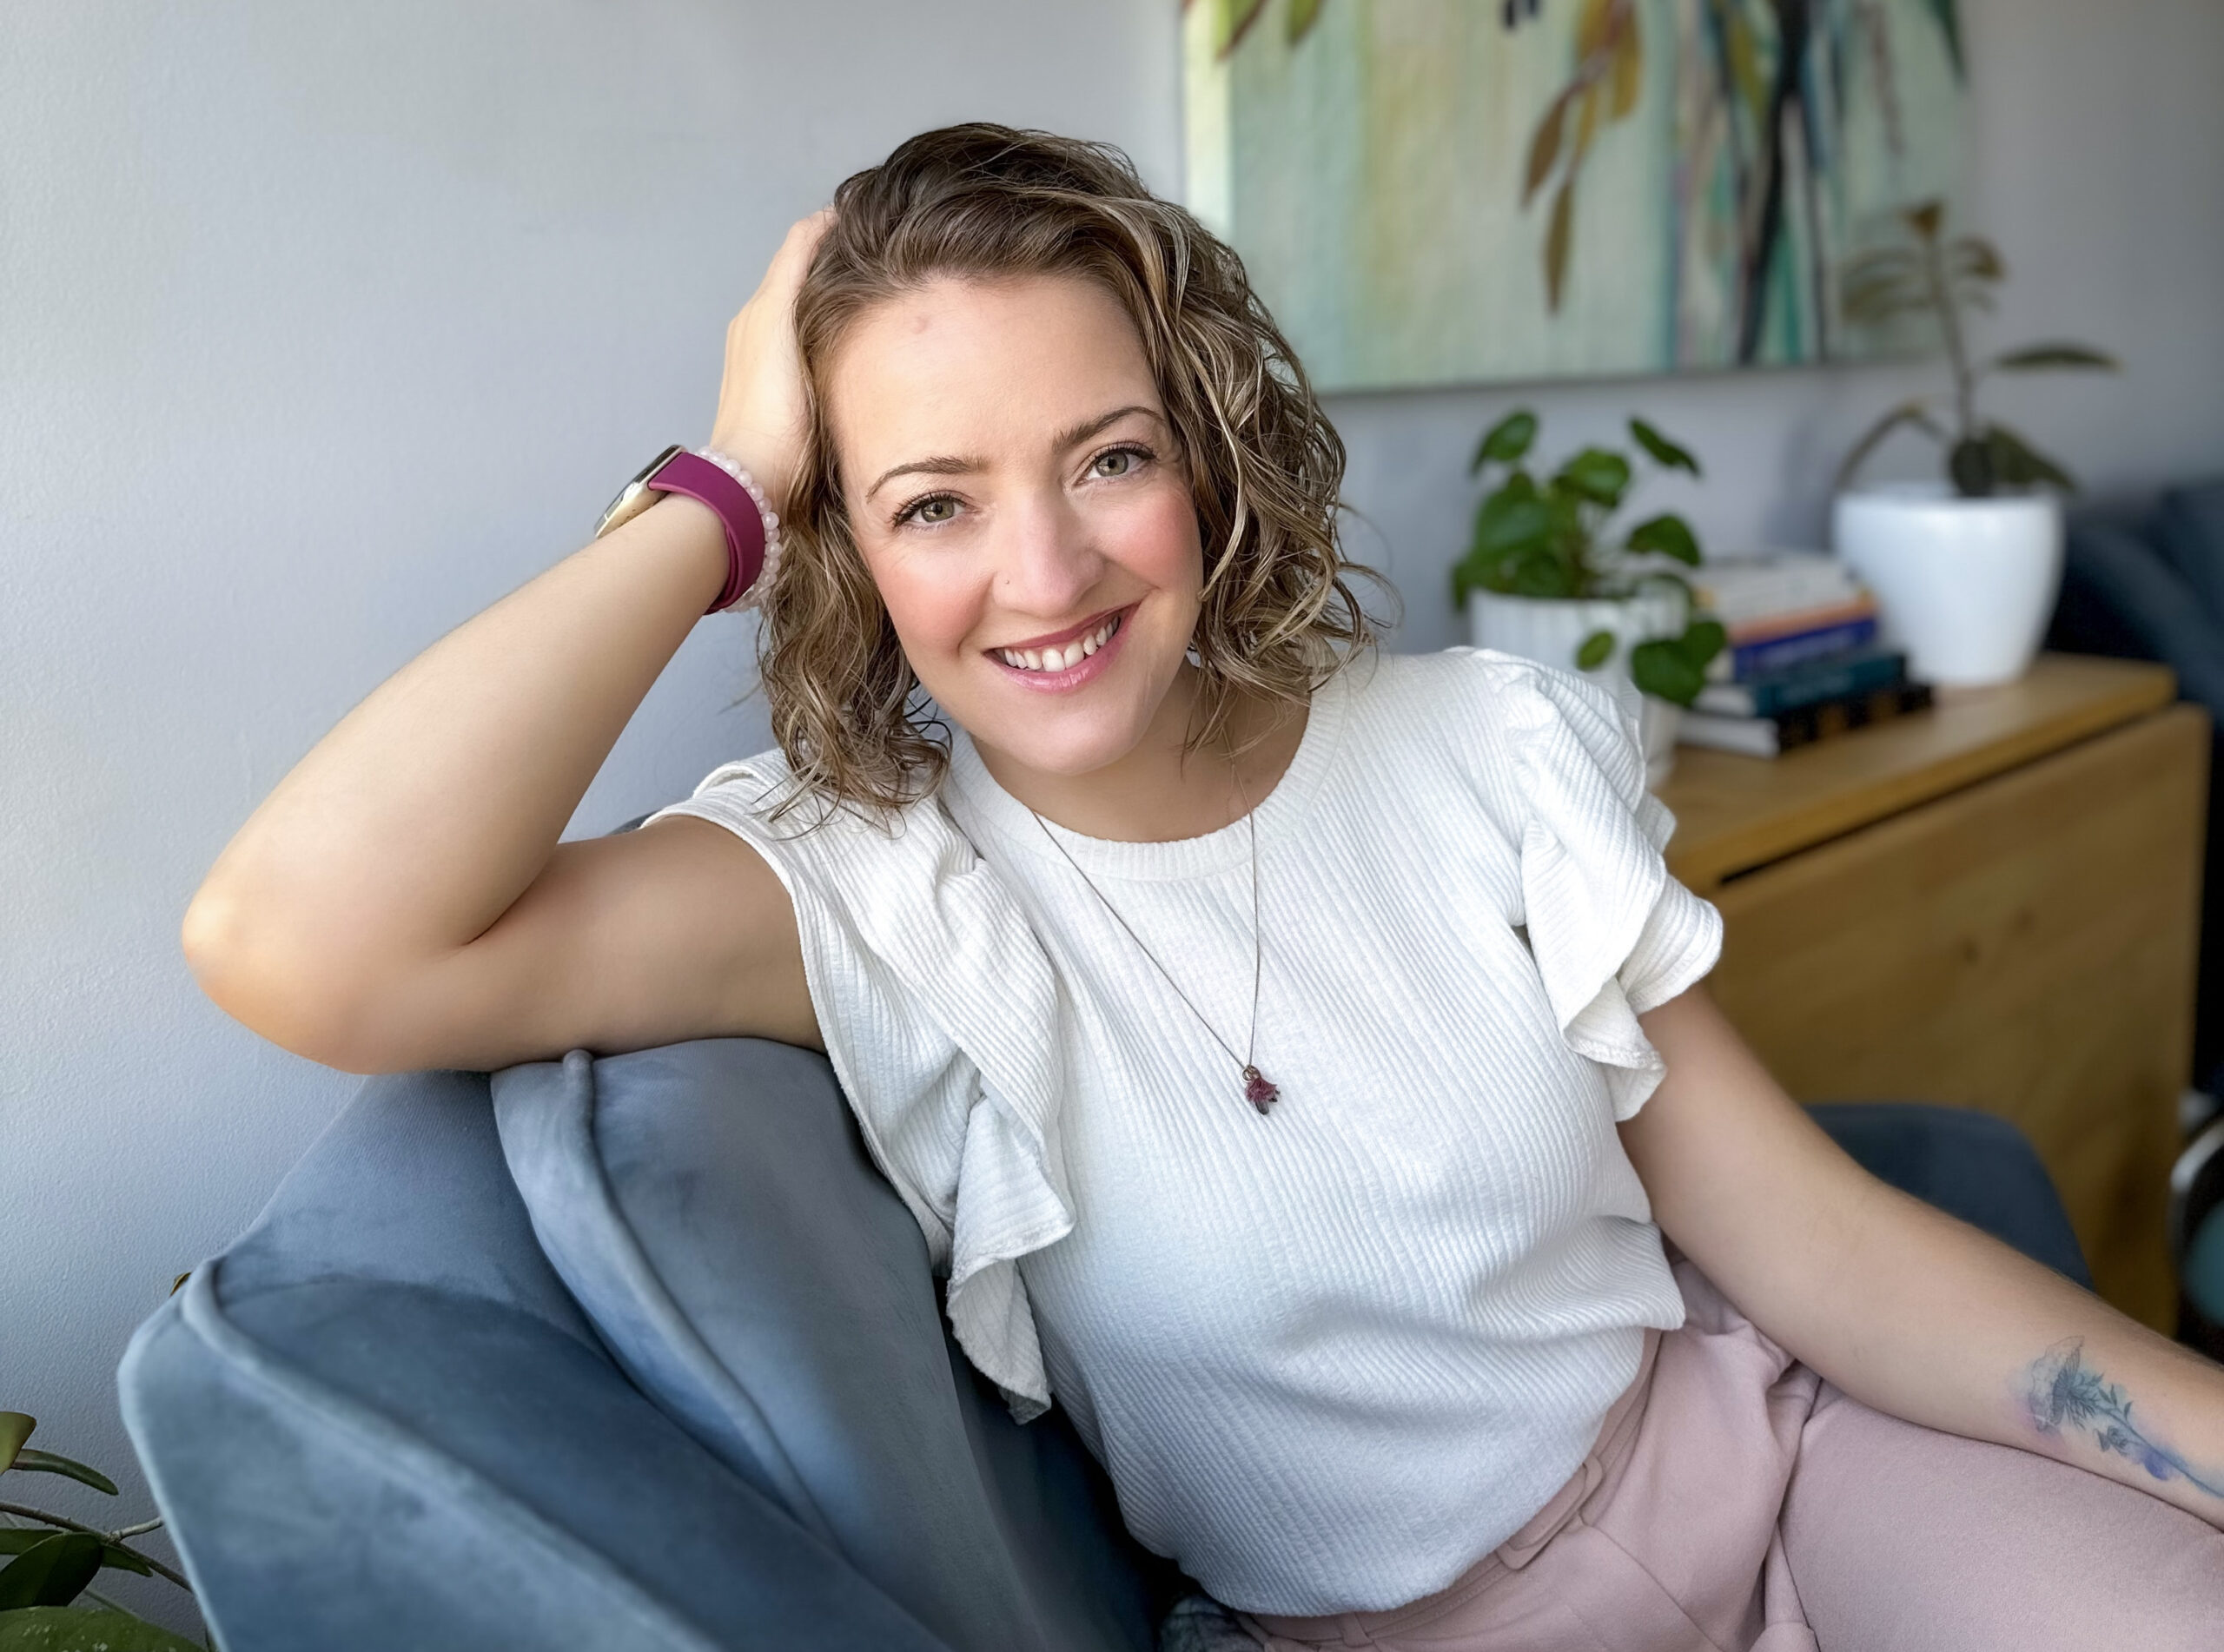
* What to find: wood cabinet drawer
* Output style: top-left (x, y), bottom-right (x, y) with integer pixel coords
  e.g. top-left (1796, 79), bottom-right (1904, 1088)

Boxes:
top-left (1699, 704), bottom-right (2208, 1328)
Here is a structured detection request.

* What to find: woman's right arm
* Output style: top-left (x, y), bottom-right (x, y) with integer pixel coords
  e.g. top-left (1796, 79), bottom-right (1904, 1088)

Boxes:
top-left (182, 215), bottom-right (831, 1075)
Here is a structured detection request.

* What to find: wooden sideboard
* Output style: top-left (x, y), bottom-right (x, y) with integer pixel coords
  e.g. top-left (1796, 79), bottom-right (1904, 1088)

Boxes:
top-left (1656, 655), bottom-right (2209, 1329)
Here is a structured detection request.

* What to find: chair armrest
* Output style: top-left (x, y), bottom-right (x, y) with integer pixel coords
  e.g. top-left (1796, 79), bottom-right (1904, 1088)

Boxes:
top-left (120, 1068), bottom-right (946, 1652)
top-left (1810, 1101), bottom-right (2092, 1288)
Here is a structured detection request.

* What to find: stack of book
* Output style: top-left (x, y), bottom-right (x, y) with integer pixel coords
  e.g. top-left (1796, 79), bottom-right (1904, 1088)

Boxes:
top-left (1679, 552), bottom-right (1932, 757)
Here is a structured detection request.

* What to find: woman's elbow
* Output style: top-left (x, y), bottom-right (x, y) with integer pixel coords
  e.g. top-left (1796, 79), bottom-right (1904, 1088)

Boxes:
top-left (181, 884), bottom-right (394, 1074)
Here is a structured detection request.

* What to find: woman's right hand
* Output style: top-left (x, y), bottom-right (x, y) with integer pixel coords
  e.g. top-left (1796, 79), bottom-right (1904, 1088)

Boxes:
top-left (708, 208), bottom-right (834, 515)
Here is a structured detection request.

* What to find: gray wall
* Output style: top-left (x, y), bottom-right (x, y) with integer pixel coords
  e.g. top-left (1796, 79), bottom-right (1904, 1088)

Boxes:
top-left (3, 0), bottom-right (2218, 1629)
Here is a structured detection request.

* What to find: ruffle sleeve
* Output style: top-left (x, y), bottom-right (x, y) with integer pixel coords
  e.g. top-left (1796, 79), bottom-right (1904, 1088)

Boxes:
top-left (645, 757), bottom-right (1074, 1422)
top-left (1479, 653), bottom-right (1724, 1120)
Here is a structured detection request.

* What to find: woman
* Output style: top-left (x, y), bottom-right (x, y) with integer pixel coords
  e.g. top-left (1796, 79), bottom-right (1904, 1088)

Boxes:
top-left (183, 125), bottom-right (2224, 1648)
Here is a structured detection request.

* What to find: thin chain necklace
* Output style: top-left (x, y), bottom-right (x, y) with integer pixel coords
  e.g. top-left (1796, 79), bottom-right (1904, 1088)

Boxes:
top-left (1026, 774), bottom-right (1280, 1117)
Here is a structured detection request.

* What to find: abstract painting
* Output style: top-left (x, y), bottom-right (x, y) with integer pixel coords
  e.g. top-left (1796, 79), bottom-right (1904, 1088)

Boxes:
top-left (1182, 0), bottom-right (1968, 389)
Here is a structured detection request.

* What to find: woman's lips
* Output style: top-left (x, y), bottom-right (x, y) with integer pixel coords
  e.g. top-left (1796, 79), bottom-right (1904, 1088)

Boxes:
top-left (986, 605), bottom-right (1135, 692)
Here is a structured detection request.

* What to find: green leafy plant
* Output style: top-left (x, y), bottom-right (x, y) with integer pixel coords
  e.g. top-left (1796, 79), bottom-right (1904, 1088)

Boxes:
top-left (1838, 199), bottom-right (2118, 497)
top-left (1452, 409), bottom-right (1727, 705)
top-left (1, 1411), bottom-right (202, 1650)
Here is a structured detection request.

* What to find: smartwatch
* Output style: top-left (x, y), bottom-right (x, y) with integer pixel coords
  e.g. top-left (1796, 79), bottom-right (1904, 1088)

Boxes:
top-left (596, 444), bottom-right (771, 613)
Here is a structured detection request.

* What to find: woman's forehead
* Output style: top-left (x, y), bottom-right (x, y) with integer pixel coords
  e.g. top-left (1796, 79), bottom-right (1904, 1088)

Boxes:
top-left (824, 274), bottom-right (1161, 466)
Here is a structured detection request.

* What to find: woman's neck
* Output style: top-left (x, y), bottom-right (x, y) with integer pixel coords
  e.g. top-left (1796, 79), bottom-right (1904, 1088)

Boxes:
top-left (969, 664), bottom-right (1309, 843)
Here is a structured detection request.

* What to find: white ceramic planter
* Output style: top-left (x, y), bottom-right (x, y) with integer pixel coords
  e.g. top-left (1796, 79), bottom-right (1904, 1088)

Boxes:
top-left (1830, 484), bottom-right (2064, 687)
top-left (1467, 588), bottom-right (1686, 787)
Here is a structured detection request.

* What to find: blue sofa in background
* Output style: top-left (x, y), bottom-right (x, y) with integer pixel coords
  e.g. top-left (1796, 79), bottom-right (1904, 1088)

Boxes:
top-left (2048, 479), bottom-right (2224, 1090)
top-left (2045, 477), bottom-right (2224, 1348)
top-left (120, 1034), bottom-right (2091, 1652)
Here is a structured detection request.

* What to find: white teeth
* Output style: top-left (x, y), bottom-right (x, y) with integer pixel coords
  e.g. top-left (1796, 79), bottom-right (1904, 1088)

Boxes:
top-left (998, 614), bottom-right (1121, 673)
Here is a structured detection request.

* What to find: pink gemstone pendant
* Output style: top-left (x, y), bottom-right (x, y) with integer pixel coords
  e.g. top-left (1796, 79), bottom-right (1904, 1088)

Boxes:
top-left (1242, 1065), bottom-right (1280, 1115)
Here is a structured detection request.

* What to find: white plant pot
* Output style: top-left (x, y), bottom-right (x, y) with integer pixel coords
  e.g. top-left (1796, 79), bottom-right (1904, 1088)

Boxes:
top-left (1830, 484), bottom-right (2063, 688)
top-left (1467, 588), bottom-right (1687, 788)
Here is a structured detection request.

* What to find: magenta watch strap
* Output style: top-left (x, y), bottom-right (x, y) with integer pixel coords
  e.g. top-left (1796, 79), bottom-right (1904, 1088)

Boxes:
top-left (645, 451), bottom-right (766, 613)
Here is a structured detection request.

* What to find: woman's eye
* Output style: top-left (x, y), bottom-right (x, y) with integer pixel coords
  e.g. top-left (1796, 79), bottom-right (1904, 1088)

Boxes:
top-left (908, 495), bottom-right (959, 525)
top-left (1091, 446), bottom-right (1146, 479)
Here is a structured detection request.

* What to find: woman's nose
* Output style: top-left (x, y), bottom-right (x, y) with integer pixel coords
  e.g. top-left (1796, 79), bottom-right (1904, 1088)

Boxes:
top-left (992, 489), bottom-right (1104, 618)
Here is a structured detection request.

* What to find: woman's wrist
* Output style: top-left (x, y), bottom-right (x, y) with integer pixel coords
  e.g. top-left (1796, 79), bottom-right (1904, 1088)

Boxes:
top-left (690, 446), bottom-right (784, 608)
top-left (613, 490), bottom-right (731, 616)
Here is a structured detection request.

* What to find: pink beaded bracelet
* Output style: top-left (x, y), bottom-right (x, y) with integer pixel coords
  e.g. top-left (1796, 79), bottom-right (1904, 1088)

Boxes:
top-left (688, 447), bottom-right (784, 611)
top-left (595, 444), bottom-right (785, 614)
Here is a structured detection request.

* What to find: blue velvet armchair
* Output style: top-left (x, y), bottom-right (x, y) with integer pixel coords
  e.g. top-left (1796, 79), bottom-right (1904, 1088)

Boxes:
top-left (119, 1028), bottom-right (2089, 1652)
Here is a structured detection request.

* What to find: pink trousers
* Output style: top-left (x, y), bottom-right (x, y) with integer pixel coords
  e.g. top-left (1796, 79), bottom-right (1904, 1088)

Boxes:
top-left (1239, 1261), bottom-right (2224, 1650)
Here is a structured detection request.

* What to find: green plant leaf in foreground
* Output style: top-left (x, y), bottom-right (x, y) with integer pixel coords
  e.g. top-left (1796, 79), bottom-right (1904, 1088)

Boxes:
top-left (5, 1456), bottom-right (116, 1498)
top-left (1624, 513), bottom-right (1702, 565)
top-left (0, 1535), bottom-right (150, 1580)
top-left (0, 1609), bottom-right (205, 1651)
top-left (1574, 630), bottom-right (1616, 670)
top-left (1471, 410), bottom-right (1539, 472)
top-left (1627, 419), bottom-right (1701, 475)
top-left (0, 1536), bottom-right (103, 1611)
top-left (0, 1419), bottom-right (30, 1476)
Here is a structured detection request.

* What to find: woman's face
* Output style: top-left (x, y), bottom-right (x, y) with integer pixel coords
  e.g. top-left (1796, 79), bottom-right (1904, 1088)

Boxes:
top-left (825, 273), bottom-right (1205, 780)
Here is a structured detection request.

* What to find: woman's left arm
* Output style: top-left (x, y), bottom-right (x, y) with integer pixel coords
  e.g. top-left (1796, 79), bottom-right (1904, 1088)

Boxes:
top-left (1624, 982), bottom-right (2224, 1528)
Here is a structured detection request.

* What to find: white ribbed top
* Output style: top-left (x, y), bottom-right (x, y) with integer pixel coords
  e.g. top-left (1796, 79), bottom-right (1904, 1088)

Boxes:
top-left (645, 647), bottom-right (1723, 1615)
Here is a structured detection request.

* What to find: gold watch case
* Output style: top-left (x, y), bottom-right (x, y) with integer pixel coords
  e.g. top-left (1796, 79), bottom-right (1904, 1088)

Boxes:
top-left (594, 443), bottom-right (689, 539)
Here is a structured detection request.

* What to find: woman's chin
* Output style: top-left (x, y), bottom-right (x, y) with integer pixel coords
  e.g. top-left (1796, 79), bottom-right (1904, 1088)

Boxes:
top-left (962, 717), bottom-right (1152, 784)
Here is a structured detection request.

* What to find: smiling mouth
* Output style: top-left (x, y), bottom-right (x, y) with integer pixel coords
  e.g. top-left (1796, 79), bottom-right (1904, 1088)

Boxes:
top-left (990, 611), bottom-right (1124, 674)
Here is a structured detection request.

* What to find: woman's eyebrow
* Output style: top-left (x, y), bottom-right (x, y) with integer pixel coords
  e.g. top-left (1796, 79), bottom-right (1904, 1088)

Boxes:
top-left (867, 453), bottom-right (982, 499)
top-left (864, 406), bottom-right (1162, 500)
top-left (1049, 404), bottom-right (1162, 453)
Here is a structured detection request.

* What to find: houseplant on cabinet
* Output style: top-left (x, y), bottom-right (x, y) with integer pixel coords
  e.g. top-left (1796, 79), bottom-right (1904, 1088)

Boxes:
top-left (1833, 199), bottom-right (2118, 686)
top-left (1453, 409), bottom-right (1725, 785)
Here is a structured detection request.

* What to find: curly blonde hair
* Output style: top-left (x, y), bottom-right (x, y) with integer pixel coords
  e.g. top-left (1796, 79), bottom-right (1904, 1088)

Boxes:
top-left (757, 122), bottom-right (1380, 819)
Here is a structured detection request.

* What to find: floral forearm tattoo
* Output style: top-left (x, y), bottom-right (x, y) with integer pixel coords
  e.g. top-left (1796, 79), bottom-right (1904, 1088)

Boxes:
top-left (2023, 1338), bottom-right (2224, 1500)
